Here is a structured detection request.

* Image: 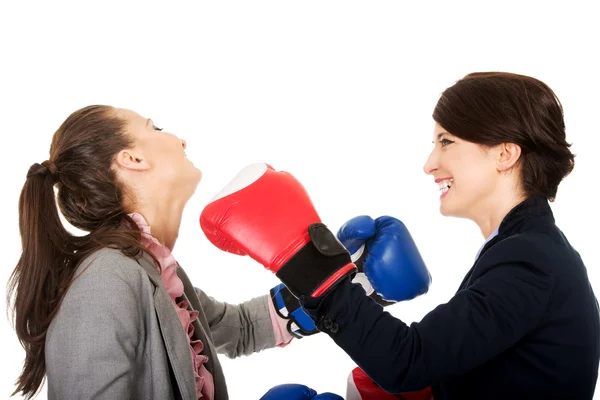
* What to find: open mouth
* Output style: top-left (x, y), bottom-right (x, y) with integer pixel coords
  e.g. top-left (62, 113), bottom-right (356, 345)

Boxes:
top-left (438, 179), bottom-right (453, 195)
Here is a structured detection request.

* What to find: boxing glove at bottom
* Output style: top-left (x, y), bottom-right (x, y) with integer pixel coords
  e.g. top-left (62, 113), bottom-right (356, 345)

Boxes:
top-left (346, 367), bottom-right (433, 400)
top-left (260, 383), bottom-right (343, 400)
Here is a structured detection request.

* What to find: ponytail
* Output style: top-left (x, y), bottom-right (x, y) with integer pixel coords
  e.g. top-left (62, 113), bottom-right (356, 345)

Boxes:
top-left (7, 161), bottom-right (76, 399)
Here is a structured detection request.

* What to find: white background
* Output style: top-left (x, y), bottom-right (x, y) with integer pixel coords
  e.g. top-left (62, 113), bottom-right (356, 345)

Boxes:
top-left (1, 1), bottom-right (599, 399)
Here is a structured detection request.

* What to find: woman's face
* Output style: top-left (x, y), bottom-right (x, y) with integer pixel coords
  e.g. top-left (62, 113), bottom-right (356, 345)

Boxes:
top-left (116, 108), bottom-right (202, 201)
top-left (423, 123), bottom-right (499, 220)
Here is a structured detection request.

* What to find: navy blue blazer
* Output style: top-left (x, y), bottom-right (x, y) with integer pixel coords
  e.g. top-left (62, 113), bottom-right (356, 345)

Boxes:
top-left (301, 195), bottom-right (600, 399)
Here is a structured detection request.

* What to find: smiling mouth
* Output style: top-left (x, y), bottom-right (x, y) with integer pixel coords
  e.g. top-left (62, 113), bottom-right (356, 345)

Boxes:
top-left (438, 179), bottom-right (453, 195)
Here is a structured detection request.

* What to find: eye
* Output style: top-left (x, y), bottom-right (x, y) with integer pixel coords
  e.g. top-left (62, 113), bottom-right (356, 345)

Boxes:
top-left (153, 125), bottom-right (163, 131)
top-left (440, 138), bottom-right (454, 147)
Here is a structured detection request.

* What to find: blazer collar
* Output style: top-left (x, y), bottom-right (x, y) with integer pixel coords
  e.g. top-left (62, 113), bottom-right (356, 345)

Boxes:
top-left (497, 195), bottom-right (554, 236)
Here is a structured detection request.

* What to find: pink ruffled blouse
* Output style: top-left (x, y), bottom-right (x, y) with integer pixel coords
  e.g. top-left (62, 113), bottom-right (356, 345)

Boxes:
top-left (130, 213), bottom-right (214, 399)
top-left (129, 213), bottom-right (295, 399)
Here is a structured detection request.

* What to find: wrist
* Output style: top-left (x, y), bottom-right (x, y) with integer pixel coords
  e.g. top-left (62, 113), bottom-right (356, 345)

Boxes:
top-left (267, 290), bottom-right (295, 346)
top-left (270, 283), bottom-right (318, 338)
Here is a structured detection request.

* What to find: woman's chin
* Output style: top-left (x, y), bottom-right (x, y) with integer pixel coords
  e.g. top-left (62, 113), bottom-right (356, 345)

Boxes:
top-left (440, 205), bottom-right (454, 217)
top-left (439, 192), bottom-right (462, 218)
top-left (439, 190), bottom-right (452, 215)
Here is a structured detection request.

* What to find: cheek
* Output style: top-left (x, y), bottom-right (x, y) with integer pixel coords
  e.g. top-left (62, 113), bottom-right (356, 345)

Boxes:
top-left (159, 139), bottom-right (181, 159)
top-left (459, 158), bottom-right (495, 192)
top-left (152, 142), bottom-right (181, 171)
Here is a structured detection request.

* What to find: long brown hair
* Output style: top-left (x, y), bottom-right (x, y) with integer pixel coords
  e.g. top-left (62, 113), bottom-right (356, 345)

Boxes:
top-left (433, 72), bottom-right (575, 202)
top-left (7, 105), bottom-right (158, 399)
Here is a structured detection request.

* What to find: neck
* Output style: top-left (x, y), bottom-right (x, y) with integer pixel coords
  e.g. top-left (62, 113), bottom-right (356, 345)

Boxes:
top-left (474, 189), bottom-right (526, 240)
top-left (133, 194), bottom-right (187, 251)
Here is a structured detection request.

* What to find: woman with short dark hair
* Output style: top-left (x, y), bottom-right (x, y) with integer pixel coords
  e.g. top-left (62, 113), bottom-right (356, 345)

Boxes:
top-left (325, 72), bottom-right (600, 399)
top-left (199, 72), bottom-right (600, 399)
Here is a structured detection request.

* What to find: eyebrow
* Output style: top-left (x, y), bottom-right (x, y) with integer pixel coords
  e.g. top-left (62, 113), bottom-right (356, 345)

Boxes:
top-left (146, 118), bottom-right (152, 127)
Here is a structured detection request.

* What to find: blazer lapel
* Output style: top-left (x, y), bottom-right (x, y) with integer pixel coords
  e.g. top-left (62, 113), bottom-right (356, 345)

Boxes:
top-left (136, 253), bottom-right (198, 400)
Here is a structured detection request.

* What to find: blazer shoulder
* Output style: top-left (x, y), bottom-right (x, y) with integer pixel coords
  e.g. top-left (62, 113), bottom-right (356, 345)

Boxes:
top-left (480, 232), bottom-right (556, 274)
top-left (73, 247), bottom-right (149, 287)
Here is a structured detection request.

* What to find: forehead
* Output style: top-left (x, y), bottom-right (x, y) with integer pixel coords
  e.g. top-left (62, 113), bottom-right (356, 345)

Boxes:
top-left (433, 122), bottom-right (451, 140)
top-left (113, 109), bottom-right (152, 144)
top-left (117, 108), bottom-right (147, 126)
top-left (116, 108), bottom-right (149, 137)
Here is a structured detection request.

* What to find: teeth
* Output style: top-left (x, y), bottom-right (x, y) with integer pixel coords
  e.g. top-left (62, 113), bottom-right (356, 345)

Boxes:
top-left (438, 180), bottom-right (453, 193)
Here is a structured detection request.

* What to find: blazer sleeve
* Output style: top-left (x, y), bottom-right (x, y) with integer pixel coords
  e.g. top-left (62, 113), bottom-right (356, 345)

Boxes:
top-left (300, 237), bottom-right (555, 393)
top-left (45, 252), bottom-right (143, 400)
top-left (194, 287), bottom-right (277, 358)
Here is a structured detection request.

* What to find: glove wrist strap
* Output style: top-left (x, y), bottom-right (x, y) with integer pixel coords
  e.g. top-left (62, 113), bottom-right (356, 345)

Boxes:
top-left (276, 223), bottom-right (356, 298)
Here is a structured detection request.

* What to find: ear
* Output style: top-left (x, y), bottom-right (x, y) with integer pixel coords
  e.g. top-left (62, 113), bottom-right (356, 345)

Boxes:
top-left (495, 142), bottom-right (522, 172)
top-left (114, 148), bottom-right (151, 172)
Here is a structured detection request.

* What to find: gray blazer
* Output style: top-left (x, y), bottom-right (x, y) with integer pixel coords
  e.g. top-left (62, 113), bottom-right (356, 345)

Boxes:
top-left (45, 248), bottom-right (278, 400)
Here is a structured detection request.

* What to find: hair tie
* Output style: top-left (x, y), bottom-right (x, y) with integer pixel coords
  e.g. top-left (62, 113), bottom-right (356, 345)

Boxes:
top-left (27, 160), bottom-right (59, 183)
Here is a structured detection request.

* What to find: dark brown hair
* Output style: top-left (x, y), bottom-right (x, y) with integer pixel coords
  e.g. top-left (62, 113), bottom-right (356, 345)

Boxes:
top-left (7, 105), bottom-right (158, 399)
top-left (432, 71), bottom-right (575, 201)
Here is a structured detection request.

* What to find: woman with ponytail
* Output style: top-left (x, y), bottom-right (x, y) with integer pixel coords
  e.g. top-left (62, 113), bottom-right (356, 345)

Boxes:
top-left (7, 105), bottom-right (312, 400)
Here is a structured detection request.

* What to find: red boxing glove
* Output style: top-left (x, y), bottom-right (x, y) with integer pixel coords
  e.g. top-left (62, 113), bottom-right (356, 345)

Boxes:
top-left (346, 367), bottom-right (433, 400)
top-left (200, 163), bottom-right (356, 298)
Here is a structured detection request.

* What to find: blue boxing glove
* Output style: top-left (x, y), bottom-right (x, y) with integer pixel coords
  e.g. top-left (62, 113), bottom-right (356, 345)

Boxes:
top-left (260, 384), bottom-right (343, 400)
top-left (337, 215), bottom-right (431, 303)
top-left (270, 282), bottom-right (318, 338)
top-left (269, 215), bottom-right (430, 337)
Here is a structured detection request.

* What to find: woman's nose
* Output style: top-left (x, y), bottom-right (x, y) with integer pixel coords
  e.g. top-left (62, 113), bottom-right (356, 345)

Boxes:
top-left (423, 150), bottom-right (438, 175)
top-left (181, 139), bottom-right (187, 150)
